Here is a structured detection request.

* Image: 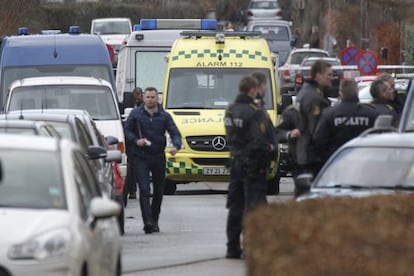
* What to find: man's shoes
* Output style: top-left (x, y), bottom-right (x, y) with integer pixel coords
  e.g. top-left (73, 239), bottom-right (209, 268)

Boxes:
top-left (129, 192), bottom-right (137, 199)
top-left (226, 249), bottom-right (243, 259)
top-left (152, 223), bottom-right (160, 233)
top-left (143, 224), bottom-right (153, 234)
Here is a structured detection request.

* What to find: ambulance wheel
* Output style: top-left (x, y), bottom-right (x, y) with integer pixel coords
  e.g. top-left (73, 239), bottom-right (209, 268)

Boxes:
top-left (164, 180), bottom-right (177, 195)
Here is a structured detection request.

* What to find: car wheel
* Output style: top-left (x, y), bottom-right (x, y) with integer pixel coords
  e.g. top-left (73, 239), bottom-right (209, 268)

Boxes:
top-left (164, 180), bottom-right (177, 195)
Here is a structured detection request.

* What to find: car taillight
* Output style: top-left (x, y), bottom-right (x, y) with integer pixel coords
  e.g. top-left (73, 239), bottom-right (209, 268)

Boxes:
top-left (113, 163), bottom-right (125, 195)
top-left (283, 69), bottom-right (290, 80)
top-left (276, 11), bottom-right (283, 17)
top-left (246, 10), bottom-right (253, 16)
top-left (295, 74), bottom-right (303, 86)
top-left (117, 142), bottom-right (125, 153)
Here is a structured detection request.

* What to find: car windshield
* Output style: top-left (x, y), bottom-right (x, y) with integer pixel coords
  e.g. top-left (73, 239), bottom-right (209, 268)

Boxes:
top-left (315, 147), bottom-right (414, 188)
top-left (135, 51), bottom-right (168, 94)
top-left (291, 52), bottom-right (328, 65)
top-left (8, 85), bottom-right (119, 120)
top-left (250, 1), bottom-right (279, 9)
top-left (165, 68), bottom-right (274, 109)
top-left (2, 65), bottom-right (111, 107)
top-left (93, 21), bottom-right (131, 35)
top-left (0, 149), bottom-right (66, 209)
top-left (253, 25), bottom-right (289, 41)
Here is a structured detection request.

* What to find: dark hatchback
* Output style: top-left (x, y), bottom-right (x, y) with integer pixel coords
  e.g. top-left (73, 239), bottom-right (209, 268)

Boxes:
top-left (296, 131), bottom-right (414, 200)
top-left (293, 56), bottom-right (344, 97)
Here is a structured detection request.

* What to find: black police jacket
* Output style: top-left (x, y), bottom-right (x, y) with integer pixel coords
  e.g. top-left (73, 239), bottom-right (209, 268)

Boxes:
top-left (313, 97), bottom-right (379, 161)
top-left (224, 94), bottom-right (272, 159)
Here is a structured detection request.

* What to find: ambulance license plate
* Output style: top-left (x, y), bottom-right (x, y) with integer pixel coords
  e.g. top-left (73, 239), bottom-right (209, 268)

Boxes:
top-left (203, 167), bottom-right (230, 175)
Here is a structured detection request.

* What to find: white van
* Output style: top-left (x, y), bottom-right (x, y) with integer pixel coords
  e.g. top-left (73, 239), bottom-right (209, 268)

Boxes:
top-left (4, 76), bottom-right (127, 175)
top-left (115, 18), bottom-right (217, 111)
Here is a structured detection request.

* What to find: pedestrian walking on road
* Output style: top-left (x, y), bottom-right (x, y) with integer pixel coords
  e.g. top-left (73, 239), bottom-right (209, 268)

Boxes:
top-left (376, 73), bottom-right (406, 115)
top-left (295, 60), bottom-right (333, 178)
top-left (124, 87), bottom-right (182, 234)
top-left (125, 87), bottom-right (144, 201)
top-left (224, 75), bottom-right (275, 259)
top-left (313, 79), bottom-right (379, 163)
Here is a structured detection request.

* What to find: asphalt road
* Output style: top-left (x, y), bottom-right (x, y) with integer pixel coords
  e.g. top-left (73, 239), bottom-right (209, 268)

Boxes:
top-left (121, 177), bottom-right (294, 276)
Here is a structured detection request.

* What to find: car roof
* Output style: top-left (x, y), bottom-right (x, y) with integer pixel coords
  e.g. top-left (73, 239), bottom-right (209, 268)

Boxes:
top-left (5, 110), bottom-right (77, 122)
top-left (0, 119), bottom-right (48, 128)
top-left (290, 47), bottom-right (329, 54)
top-left (0, 134), bottom-right (62, 151)
top-left (301, 56), bottom-right (341, 65)
top-left (343, 132), bottom-right (414, 148)
top-left (247, 19), bottom-right (291, 26)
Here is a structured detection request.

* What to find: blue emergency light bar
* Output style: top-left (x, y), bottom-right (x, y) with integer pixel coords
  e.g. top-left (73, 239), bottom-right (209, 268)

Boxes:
top-left (133, 24), bottom-right (142, 31)
top-left (140, 19), bottom-right (217, 30)
top-left (68, 26), bottom-right (80, 34)
top-left (17, 27), bottom-right (29, 35)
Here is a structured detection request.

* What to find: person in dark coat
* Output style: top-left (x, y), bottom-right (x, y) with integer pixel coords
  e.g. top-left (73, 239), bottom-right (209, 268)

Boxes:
top-left (368, 79), bottom-right (398, 126)
top-left (295, 60), bottom-right (333, 178)
top-left (124, 87), bottom-right (182, 234)
top-left (125, 87), bottom-right (144, 200)
top-left (376, 73), bottom-right (406, 115)
top-left (224, 75), bottom-right (275, 259)
top-left (313, 79), bottom-right (379, 163)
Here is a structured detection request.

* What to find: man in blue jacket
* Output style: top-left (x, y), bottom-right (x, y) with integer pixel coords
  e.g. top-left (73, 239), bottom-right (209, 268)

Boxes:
top-left (124, 87), bottom-right (182, 234)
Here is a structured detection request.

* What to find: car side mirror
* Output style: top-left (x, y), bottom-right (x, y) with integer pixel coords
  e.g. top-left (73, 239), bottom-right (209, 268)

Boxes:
top-left (105, 135), bottom-right (119, 146)
top-left (294, 173), bottom-right (313, 197)
top-left (87, 145), bottom-right (107, 160)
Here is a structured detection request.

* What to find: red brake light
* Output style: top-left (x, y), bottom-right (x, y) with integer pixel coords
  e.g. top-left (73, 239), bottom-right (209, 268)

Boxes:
top-left (276, 11), bottom-right (283, 17)
top-left (247, 10), bottom-right (253, 16)
top-left (295, 74), bottom-right (303, 86)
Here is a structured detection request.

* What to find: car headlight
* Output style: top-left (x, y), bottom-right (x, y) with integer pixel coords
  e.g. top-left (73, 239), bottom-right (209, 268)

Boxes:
top-left (8, 227), bottom-right (71, 260)
top-left (165, 133), bottom-right (184, 149)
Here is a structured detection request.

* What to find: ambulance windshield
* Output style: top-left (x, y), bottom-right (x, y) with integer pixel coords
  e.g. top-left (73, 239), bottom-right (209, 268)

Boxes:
top-left (166, 68), bottom-right (274, 110)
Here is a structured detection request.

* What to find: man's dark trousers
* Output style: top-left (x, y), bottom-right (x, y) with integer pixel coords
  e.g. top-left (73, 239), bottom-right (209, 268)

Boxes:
top-left (134, 153), bottom-right (166, 226)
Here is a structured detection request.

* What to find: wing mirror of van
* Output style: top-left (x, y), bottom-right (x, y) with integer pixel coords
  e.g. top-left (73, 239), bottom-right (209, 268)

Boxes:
top-left (294, 173), bottom-right (313, 197)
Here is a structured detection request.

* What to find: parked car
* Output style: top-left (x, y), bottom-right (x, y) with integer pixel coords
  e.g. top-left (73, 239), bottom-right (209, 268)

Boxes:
top-left (243, 0), bottom-right (283, 23)
top-left (295, 130), bottom-right (414, 200)
top-left (4, 76), bottom-right (127, 178)
top-left (0, 134), bottom-right (122, 275)
top-left (294, 56), bottom-right (344, 97)
top-left (90, 17), bottom-right (132, 68)
top-left (278, 47), bottom-right (329, 94)
top-left (245, 19), bottom-right (293, 64)
top-left (0, 119), bottom-right (60, 137)
top-left (3, 109), bottom-right (125, 234)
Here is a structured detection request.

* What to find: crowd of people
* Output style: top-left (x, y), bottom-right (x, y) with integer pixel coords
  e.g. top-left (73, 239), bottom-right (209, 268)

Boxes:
top-left (121, 60), bottom-right (406, 259)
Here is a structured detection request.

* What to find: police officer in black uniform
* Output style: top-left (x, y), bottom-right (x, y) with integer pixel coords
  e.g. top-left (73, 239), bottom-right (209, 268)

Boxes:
top-left (224, 75), bottom-right (276, 259)
top-left (313, 79), bottom-right (379, 163)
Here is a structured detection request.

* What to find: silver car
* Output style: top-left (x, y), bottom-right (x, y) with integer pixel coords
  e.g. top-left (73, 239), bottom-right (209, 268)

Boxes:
top-left (0, 134), bottom-right (121, 276)
top-left (244, 0), bottom-right (283, 22)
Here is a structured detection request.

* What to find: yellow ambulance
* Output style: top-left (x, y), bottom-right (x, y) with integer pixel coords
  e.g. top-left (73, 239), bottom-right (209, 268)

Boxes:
top-left (163, 30), bottom-right (280, 194)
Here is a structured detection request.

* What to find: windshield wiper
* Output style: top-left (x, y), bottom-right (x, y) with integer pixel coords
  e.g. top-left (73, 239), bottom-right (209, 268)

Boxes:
top-left (320, 184), bottom-right (367, 189)
top-left (381, 185), bottom-right (414, 190)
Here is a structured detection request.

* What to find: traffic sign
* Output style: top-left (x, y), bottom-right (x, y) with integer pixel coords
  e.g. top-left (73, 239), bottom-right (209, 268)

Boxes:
top-left (340, 46), bottom-right (360, 65)
top-left (357, 50), bottom-right (378, 76)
